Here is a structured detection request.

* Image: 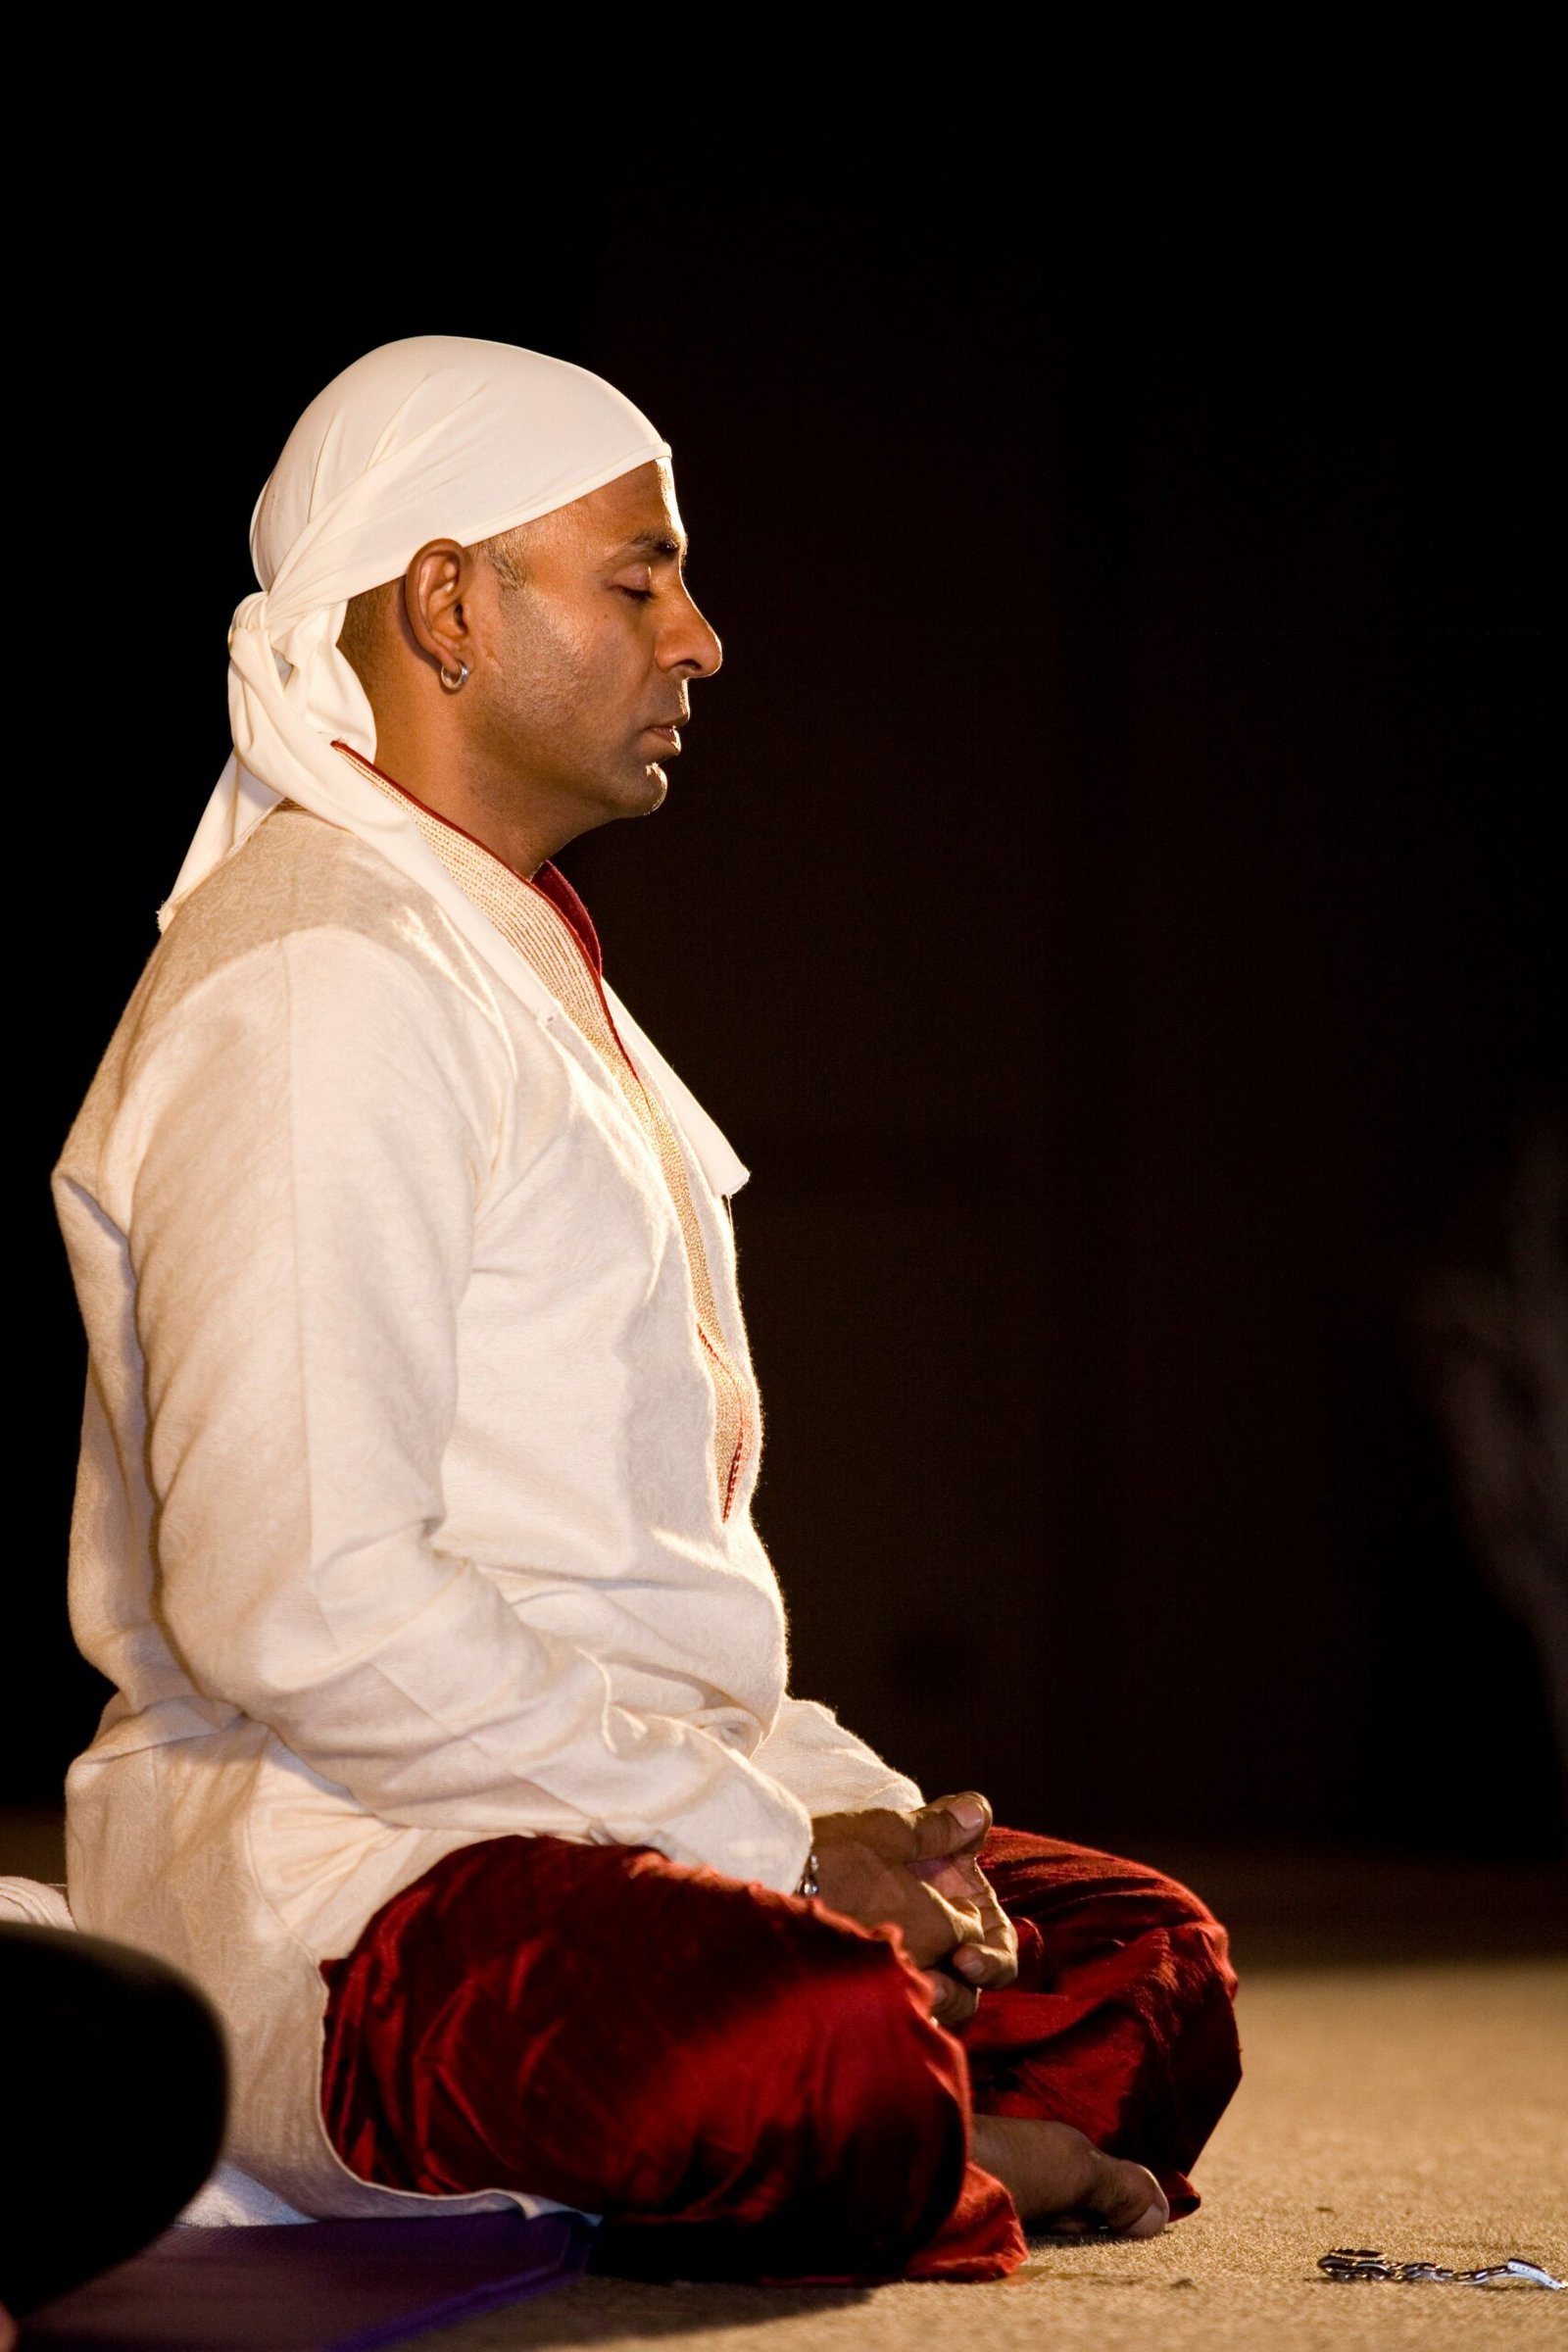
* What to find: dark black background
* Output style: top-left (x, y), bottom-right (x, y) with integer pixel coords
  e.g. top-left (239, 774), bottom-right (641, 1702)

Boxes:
top-left (16, 130), bottom-right (1563, 1862)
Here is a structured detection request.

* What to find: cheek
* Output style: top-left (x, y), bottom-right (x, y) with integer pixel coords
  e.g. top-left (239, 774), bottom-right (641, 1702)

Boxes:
top-left (570, 617), bottom-right (657, 741)
top-left (550, 609), bottom-right (640, 702)
top-left (586, 611), bottom-right (650, 681)
top-left (486, 601), bottom-right (650, 754)
top-left (496, 608), bottom-right (597, 729)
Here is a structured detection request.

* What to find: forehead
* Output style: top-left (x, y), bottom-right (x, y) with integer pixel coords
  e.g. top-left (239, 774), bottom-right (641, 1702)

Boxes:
top-left (564, 458), bottom-right (683, 549)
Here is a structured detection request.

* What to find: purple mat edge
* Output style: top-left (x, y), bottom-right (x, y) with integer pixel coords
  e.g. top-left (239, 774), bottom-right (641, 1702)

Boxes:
top-left (20, 2208), bottom-right (594, 2352)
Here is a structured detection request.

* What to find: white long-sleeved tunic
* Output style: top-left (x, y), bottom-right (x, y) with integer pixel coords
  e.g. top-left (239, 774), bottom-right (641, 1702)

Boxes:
top-left (55, 799), bottom-right (920, 2220)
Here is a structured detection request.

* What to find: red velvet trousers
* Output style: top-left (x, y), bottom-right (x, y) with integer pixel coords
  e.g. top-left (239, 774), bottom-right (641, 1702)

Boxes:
top-left (319, 1828), bottom-right (1240, 2283)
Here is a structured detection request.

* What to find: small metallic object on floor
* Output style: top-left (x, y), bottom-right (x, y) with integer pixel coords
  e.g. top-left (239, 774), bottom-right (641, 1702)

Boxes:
top-left (1319, 2246), bottom-right (1565, 2289)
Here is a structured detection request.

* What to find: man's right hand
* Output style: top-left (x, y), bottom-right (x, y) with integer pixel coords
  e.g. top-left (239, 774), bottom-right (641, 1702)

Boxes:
top-left (808, 1806), bottom-right (990, 2020)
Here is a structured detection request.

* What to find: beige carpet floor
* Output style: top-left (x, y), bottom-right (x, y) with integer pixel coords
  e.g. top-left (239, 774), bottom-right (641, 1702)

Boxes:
top-left (403, 1958), bottom-right (1568, 2352)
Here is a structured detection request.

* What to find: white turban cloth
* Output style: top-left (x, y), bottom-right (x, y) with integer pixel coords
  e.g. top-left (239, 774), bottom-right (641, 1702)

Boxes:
top-left (160, 335), bottom-right (670, 937)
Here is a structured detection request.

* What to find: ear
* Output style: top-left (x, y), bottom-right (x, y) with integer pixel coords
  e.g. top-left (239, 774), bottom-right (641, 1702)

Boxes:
top-left (402, 539), bottom-right (483, 680)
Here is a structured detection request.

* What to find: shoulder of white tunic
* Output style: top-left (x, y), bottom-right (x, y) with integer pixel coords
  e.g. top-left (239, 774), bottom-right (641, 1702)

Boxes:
top-left (59, 808), bottom-right (532, 1194)
top-left (141, 805), bottom-right (522, 1047)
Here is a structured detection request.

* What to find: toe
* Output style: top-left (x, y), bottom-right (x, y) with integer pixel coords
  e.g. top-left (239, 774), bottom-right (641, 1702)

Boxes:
top-left (1109, 2165), bottom-right (1169, 2237)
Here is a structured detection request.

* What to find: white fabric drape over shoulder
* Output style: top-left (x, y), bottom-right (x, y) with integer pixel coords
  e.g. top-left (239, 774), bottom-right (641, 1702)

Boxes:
top-left (161, 333), bottom-right (670, 934)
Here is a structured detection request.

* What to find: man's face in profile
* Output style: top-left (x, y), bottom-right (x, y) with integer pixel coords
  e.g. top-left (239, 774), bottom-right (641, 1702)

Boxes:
top-left (471, 459), bottom-right (723, 838)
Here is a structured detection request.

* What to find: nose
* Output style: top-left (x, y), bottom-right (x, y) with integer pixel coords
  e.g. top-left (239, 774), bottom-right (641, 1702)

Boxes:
top-left (660, 583), bottom-right (722, 681)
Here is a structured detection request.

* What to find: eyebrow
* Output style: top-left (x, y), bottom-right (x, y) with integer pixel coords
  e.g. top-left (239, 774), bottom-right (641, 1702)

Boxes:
top-left (617, 529), bottom-right (687, 564)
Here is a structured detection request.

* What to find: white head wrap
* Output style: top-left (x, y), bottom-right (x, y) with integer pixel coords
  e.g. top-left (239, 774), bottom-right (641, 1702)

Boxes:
top-left (161, 334), bottom-right (670, 931)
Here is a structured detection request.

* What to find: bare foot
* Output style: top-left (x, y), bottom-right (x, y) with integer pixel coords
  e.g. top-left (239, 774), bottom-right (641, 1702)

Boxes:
top-left (971, 2115), bottom-right (1169, 2238)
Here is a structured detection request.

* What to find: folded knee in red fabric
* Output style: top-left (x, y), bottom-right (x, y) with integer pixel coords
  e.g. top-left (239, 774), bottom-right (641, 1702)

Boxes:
top-left (321, 1837), bottom-right (980, 2278)
top-left (319, 1827), bottom-right (1240, 2282)
top-left (960, 1830), bottom-right (1243, 2217)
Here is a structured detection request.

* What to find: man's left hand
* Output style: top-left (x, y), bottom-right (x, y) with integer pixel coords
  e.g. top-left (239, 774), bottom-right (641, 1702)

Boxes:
top-left (907, 1789), bottom-right (1018, 2025)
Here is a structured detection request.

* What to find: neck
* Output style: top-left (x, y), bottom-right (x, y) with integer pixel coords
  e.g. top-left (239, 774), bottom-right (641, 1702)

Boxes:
top-left (366, 703), bottom-right (583, 880)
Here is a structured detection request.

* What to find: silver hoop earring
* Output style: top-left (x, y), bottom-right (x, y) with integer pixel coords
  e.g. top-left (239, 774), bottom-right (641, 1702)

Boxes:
top-left (439, 662), bottom-right (469, 693)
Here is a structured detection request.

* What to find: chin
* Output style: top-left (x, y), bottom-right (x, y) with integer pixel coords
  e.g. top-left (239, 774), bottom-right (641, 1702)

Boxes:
top-left (583, 760), bottom-right (668, 831)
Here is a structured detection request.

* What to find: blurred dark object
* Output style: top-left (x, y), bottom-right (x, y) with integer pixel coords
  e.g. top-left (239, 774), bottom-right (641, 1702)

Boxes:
top-left (0, 1926), bottom-right (227, 2317)
top-left (1415, 1109), bottom-right (1568, 1820)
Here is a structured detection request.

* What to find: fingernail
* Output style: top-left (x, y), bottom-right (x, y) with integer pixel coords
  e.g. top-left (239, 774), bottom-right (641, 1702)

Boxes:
top-left (949, 1795), bottom-right (986, 1833)
top-left (956, 1948), bottom-right (985, 1980)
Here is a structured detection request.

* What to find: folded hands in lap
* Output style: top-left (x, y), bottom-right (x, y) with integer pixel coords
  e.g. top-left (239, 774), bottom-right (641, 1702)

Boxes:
top-left (808, 1790), bottom-right (1017, 2026)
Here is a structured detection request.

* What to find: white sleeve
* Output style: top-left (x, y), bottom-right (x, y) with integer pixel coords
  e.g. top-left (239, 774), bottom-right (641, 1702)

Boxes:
top-left (116, 928), bottom-right (812, 1892)
top-left (753, 1696), bottom-right (925, 1816)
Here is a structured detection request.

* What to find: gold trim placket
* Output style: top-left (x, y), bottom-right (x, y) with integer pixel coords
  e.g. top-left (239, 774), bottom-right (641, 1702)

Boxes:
top-left (332, 750), bottom-right (751, 1516)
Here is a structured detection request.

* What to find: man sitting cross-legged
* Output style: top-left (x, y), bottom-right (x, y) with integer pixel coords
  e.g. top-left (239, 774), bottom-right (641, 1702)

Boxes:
top-left (56, 338), bottom-right (1239, 2281)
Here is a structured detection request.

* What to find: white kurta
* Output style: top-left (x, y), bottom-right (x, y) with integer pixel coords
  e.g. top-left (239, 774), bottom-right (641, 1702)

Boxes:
top-left (55, 803), bottom-right (921, 2220)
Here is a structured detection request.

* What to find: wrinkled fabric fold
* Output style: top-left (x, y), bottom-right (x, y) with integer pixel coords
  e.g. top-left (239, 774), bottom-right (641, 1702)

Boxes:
top-left (320, 1828), bottom-right (1240, 2283)
top-left (954, 1827), bottom-right (1242, 2221)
